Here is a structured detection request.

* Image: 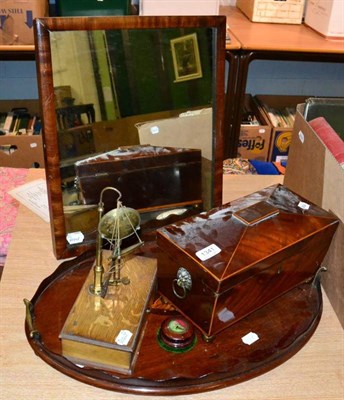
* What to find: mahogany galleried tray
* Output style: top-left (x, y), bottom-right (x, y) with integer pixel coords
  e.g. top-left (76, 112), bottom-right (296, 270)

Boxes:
top-left (24, 248), bottom-right (324, 395)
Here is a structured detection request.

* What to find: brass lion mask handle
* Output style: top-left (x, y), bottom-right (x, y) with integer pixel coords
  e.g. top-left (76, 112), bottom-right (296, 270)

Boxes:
top-left (172, 267), bottom-right (192, 299)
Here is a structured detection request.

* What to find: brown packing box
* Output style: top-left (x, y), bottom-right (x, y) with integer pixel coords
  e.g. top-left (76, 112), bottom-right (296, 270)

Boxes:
top-left (136, 108), bottom-right (212, 161)
top-left (0, 0), bottom-right (48, 45)
top-left (0, 135), bottom-right (44, 168)
top-left (237, 94), bottom-right (271, 161)
top-left (284, 103), bottom-right (344, 328)
top-left (254, 95), bottom-right (309, 162)
top-left (136, 108), bottom-right (213, 209)
top-left (0, 100), bottom-right (44, 168)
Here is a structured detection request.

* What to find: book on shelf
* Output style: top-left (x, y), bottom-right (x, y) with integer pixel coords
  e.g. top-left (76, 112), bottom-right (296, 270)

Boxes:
top-left (0, 108), bottom-right (41, 136)
top-left (2, 111), bottom-right (14, 134)
top-left (259, 101), bottom-right (296, 128)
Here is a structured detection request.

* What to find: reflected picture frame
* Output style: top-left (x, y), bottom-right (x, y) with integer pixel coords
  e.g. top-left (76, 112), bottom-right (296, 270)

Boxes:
top-left (171, 33), bottom-right (203, 83)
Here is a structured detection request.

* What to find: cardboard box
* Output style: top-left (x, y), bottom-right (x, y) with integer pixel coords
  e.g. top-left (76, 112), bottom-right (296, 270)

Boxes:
top-left (254, 95), bottom-right (308, 162)
top-left (237, 95), bottom-right (271, 161)
top-left (136, 108), bottom-right (212, 160)
top-left (305, 0), bottom-right (344, 39)
top-left (136, 108), bottom-right (213, 209)
top-left (284, 102), bottom-right (344, 328)
top-left (139, 0), bottom-right (219, 15)
top-left (236, 0), bottom-right (305, 24)
top-left (0, 100), bottom-right (44, 168)
top-left (0, 0), bottom-right (48, 45)
top-left (0, 135), bottom-right (44, 168)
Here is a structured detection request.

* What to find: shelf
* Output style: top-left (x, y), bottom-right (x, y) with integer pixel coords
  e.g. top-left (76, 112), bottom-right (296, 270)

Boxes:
top-left (0, 45), bottom-right (35, 61)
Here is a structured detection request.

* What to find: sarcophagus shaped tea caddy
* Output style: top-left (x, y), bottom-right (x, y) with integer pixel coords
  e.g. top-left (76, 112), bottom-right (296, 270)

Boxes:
top-left (157, 184), bottom-right (339, 340)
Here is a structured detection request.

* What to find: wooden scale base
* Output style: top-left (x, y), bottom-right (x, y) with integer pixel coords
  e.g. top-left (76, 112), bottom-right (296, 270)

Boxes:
top-left (25, 249), bottom-right (323, 396)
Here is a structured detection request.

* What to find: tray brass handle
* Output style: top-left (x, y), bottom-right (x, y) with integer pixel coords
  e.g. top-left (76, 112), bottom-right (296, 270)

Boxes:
top-left (23, 298), bottom-right (40, 339)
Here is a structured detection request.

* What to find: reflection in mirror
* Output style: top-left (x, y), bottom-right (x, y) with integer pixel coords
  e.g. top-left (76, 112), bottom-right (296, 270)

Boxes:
top-left (34, 16), bottom-right (226, 259)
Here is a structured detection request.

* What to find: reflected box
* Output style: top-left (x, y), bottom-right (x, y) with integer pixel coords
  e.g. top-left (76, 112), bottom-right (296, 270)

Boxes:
top-left (74, 144), bottom-right (203, 213)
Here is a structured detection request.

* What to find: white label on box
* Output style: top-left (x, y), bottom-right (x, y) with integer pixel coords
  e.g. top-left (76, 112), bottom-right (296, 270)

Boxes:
top-left (150, 126), bottom-right (160, 135)
top-left (275, 155), bottom-right (288, 163)
top-left (30, 142), bottom-right (37, 148)
top-left (259, 128), bottom-right (266, 133)
top-left (66, 231), bottom-right (85, 245)
top-left (196, 244), bottom-right (221, 261)
top-left (242, 332), bottom-right (259, 345)
top-left (298, 130), bottom-right (305, 144)
top-left (298, 201), bottom-right (310, 211)
top-left (115, 330), bottom-right (133, 346)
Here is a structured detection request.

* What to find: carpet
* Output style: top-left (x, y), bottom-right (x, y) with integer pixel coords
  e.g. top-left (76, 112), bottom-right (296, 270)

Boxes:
top-left (0, 167), bottom-right (29, 267)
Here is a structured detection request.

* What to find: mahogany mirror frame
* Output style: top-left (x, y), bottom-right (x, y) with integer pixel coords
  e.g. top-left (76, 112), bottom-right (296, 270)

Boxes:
top-left (34, 15), bottom-right (226, 260)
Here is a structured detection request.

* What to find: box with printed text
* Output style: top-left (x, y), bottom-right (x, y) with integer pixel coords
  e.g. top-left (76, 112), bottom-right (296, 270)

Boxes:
top-left (0, 0), bottom-right (48, 45)
top-left (237, 94), bottom-right (271, 161)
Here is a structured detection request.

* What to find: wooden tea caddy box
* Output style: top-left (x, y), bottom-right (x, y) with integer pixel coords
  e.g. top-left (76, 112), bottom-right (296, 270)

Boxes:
top-left (157, 184), bottom-right (339, 340)
top-left (74, 144), bottom-right (202, 212)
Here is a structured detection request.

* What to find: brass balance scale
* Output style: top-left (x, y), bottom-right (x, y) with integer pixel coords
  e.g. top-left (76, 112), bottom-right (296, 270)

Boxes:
top-left (59, 187), bottom-right (157, 374)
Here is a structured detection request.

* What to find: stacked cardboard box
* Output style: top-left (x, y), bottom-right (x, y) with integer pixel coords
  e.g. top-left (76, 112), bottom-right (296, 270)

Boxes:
top-left (0, 0), bottom-right (48, 45)
top-left (237, 94), bottom-right (271, 161)
top-left (254, 95), bottom-right (309, 162)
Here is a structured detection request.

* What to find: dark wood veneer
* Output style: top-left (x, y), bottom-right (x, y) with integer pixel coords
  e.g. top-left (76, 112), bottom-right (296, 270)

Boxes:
top-left (34, 15), bottom-right (226, 259)
top-left (25, 249), bottom-right (323, 395)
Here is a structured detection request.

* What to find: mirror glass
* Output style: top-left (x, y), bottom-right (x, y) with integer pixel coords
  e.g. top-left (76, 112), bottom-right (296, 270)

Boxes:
top-left (34, 16), bottom-right (226, 259)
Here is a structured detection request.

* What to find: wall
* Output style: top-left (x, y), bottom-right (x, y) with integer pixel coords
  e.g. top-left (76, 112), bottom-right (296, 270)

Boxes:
top-left (246, 60), bottom-right (344, 97)
top-left (1, 59), bottom-right (343, 101)
top-left (0, 61), bottom-right (38, 100)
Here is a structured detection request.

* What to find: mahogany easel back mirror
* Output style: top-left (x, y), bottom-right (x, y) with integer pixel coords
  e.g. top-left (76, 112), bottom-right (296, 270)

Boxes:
top-left (34, 16), bottom-right (226, 259)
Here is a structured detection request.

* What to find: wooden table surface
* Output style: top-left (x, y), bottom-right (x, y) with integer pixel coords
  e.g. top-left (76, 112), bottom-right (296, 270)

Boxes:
top-left (1, 169), bottom-right (343, 400)
top-left (222, 6), bottom-right (344, 53)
